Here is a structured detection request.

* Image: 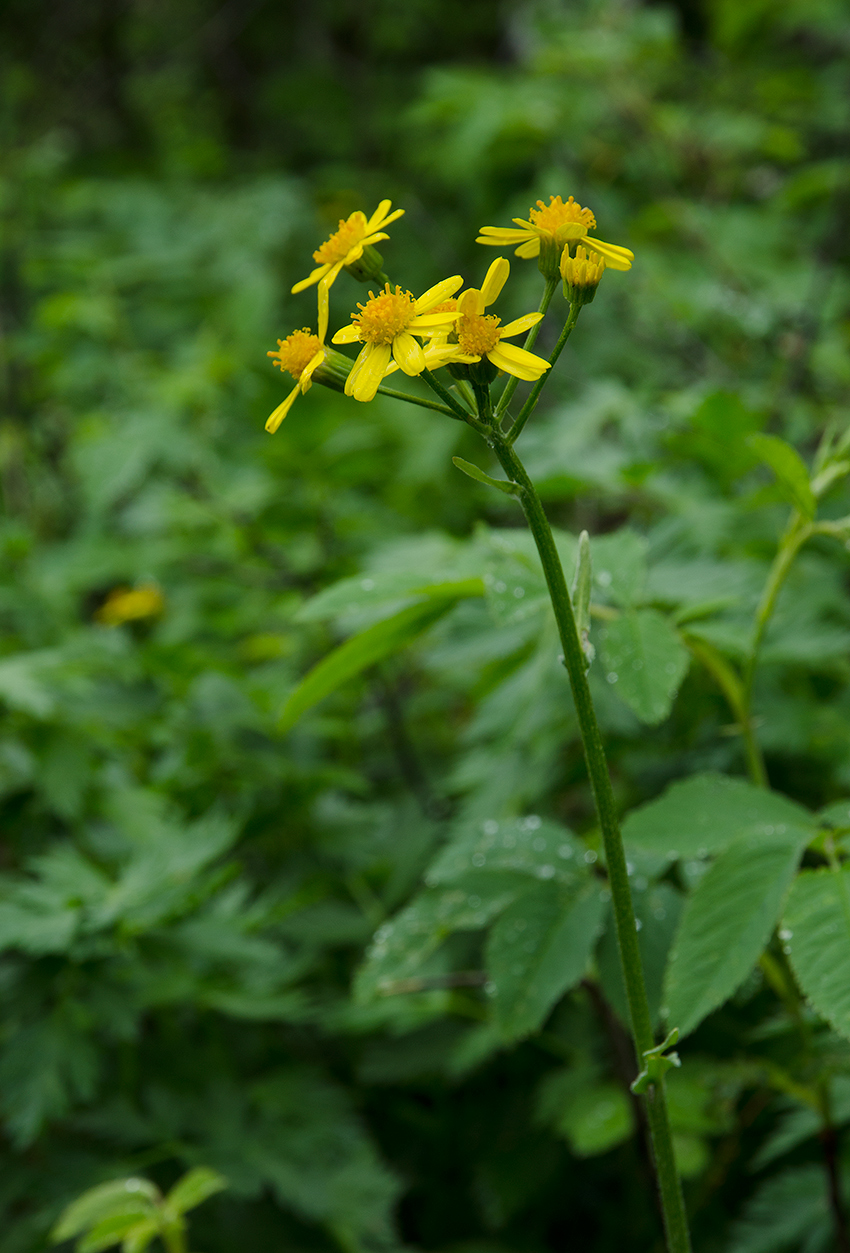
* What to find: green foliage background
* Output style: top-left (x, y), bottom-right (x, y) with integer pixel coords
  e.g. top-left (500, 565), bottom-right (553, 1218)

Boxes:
top-left (2, 0), bottom-right (850, 1250)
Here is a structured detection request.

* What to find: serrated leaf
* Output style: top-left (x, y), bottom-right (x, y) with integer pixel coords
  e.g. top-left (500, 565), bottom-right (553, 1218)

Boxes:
top-left (622, 773), bottom-right (813, 861)
top-left (279, 598), bottom-right (457, 730)
top-left (355, 876), bottom-right (524, 1001)
top-left (783, 865), bottom-right (850, 1040)
top-left (663, 829), bottom-right (808, 1037)
top-left (486, 881), bottom-right (605, 1040)
top-left (426, 815), bottom-right (586, 887)
top-left (597, 609), bottom-right (689, 725)
top-left (52, 1180), bottom-right (159, 1242)
top-left (165, 1166), bottom-right (227, 1215)
top-left (726, 1165), bottom-right (829, 1253)
top-left (748, 433), bottom-right (816, 518)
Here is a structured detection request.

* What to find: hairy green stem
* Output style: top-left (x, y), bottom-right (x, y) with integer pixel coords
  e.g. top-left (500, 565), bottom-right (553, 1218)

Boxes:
top-left (505, 302), bottom-right (581, 444)
top-left (495, 277), bottom-right (559, 419)
top-left (486, 426), bottom-right (692, 1253)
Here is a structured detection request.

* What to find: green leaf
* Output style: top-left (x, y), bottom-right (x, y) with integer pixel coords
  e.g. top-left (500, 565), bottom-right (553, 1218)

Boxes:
top-left (52, 1180), bottom-right (159, 1243)
top-left (121, 1220), bottom-right (160, 1253)
top-left (748, 433), bottom-right (816, 518)
top-left (279, 598), bottom-right (458, 730)
top-left (165, 1166), bottom-right (227, 1215)
top-left (591, 529), bottom-right (648, 608)
top-left (486, 881), bottom-right (605, 1040)
top-left (726, 1166), bottom-right (829, 1253)
top-left (597, 609), bottom-right (690, 725)
top-left (79, 1213), bottom-right (157, 1253)
top-left (558, 1081), bottom-right (635, 1157)
top-left (663, 829), bottom-right (808, 1037)
top-left (452, 456), bottom-right (519, 495)
top-left (622, 773), bottom-right (813, 861)
top-left (426, 815), bottom-right (586, 887)
top-left (783, 865), bottom-right (850, 1040)
top-left (355, 876), bottom-right (524, 1002)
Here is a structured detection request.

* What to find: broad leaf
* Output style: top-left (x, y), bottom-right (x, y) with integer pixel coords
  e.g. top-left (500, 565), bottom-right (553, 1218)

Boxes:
top-left (165, 1166), bottom-right (227, 1215)
top-left (486, 881), bottom-right (605, 1040)
top-left (622, 773), bottom-right (813, 861)
top-left (783, 865), bottom-right (850, 1040)
top-left (591, 529), bottom-right (648, 608)
top-left (663, 829), bottom-right (808, 1037)
top-left (748, 433), bottom-right (816, 518)
top-left (280, 598), bottom-right (458, 729)
top-left (726, 1165), bottom-right (829, 1253)
top-left (51, 1179), bottom-right (159, 1242)
top-left (355, 875), bottom-right (523, 1001)
top-left (426, 815), bottom-right (586, 887)
top-left (597, 609), bottom-right (689, 725)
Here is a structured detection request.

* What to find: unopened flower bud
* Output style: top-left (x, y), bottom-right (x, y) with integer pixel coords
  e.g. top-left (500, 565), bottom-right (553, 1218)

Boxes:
top-left (560, 244), bottom-right (605, 306)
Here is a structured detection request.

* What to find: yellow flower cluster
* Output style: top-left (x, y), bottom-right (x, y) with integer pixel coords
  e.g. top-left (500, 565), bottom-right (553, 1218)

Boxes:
top-left (264, 194), bottom-right (633, 430)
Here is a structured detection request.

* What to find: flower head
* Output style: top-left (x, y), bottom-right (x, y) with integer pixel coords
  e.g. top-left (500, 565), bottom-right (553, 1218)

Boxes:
top-left (292, 200), bottom-right (404, 295)
top-left (266, 284), bottom-right (329, 432)
top-left (477, 195), bottom-right (633, 275)
top-left (561, 245), bottom-right (605, 306)
top-left (437, 258), bottom-right (551, 383)
top-left (331, 276), bottom-right (463, 402)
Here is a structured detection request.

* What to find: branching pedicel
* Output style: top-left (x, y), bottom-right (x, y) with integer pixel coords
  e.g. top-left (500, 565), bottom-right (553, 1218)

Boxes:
top-left (266, 197), bottom-right (691, 1253)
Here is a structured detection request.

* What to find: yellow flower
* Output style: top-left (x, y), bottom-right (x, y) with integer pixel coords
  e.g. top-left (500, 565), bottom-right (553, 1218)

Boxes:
top-left (331, 276), bottom-right (463, 402)
top-left (439, 257), bottom-right (551, 382)
top-left (266, 283), bottom-right (329, 432)
top-left (96, 583), bottom-right (164, 626)
top-left (477, 195), bottom-right (633, 272)
top-left (561, 244), bottom-right (605, 306)
top-left (291, 200), bottom-right (404, 295)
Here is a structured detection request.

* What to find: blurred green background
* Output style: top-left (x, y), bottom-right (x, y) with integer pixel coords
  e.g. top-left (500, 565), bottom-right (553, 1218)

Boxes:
top-left (2, 0), bottom-right (850, 1250)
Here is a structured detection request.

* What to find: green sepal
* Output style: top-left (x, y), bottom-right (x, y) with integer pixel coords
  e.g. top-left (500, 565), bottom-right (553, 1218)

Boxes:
top-left (452, 457), bottom-right (520, 496)
top-left (630, 1028), bottom-right (681, 1094)
top-left (344, 244), bottom-right (385, 283)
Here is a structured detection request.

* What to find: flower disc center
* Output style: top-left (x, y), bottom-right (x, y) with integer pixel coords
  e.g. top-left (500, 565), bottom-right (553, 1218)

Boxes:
top-left (314, 217), bottom-right (364, 265)
top-left (457, 312), bottom-right (501, 357)
top-left (354, 286), bottom-right (417, 345)
top-left (269, 330), bottom-right (322, 379)
top-left (529, 195), bottom-right (596, 240)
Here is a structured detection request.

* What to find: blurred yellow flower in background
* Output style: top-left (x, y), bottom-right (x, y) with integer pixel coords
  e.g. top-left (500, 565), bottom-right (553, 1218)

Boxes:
top-left (96, 583), bottom-right (164, 626)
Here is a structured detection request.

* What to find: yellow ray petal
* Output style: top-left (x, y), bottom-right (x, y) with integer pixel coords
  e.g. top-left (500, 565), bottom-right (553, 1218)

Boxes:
top-left (415, 275), bottom-right (464, 312)
top-left (351, 342), bottom-right (392, 402)
top-left (409, 311), bottom-right (461, 331)
top-left (332, 324), bottom-right (362, 344)
top-left (344, 342), bottom-right (372, 396)
top-left (318, 282), bottom-right (329, 342)
top-left (476, 227), bottom-right (532, 244)
top-left (266, 384), bottom-right (300, 433)
top-left (291, 264), bottom-right (330, 294)
top-left (515, 239), bottom-right (540, 259)
top-left (300, 349), bottom-right (326, 390)
top-left (458, 288), bottom-right (485, 317)
top-left (392, 332), bottom-right (427, 376)
top-left (365, 200), bottom-right (392, 232)
top-left (499, 311), bottom-right (543, 338)
top-left (583, 237), bottom-right (634, 271)
top-left (487, 341), bottom-right (550, 381)
top-left (480, 257), bottom-right (510, 307)
top-left (361, 232), bottom-right (390, 249)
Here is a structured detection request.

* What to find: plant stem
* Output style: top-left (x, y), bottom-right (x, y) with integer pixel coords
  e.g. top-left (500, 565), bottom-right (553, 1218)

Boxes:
top-left (504, 302), bottom-right (581, 445)
top-left (495, 277), bottom-right (559, 420)
top-left (375, 382), bottom-right (461, 419)
top-left (421, 368), bottom-right (480, 424)
top-left (739, 511), bottom-right (812, 787)
top-left (487, 426), bottom-right (692, 1253)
